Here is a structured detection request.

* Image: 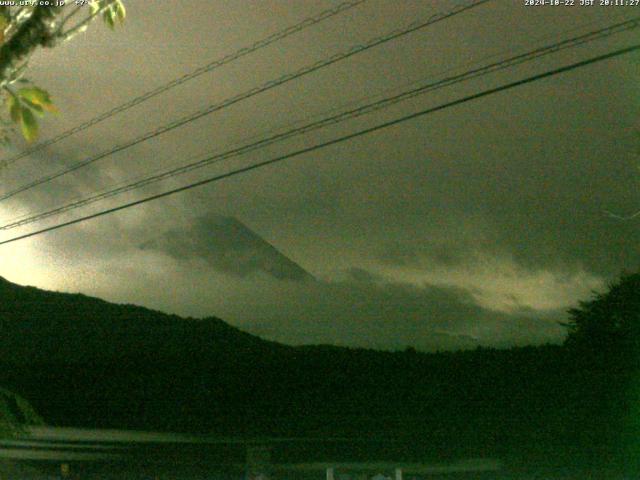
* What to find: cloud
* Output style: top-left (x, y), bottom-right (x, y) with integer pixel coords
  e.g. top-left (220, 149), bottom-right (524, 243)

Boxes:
top-left (221, 267), bottom-right (567, 351)
top-left (88, 258), bottom-right (563, 352)
top-left (377, 239), bottom-right (476, 268)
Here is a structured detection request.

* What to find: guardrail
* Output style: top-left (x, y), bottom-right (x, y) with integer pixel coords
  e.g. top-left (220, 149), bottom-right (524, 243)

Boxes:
top-left (0, 427), bottom-right (502, 479)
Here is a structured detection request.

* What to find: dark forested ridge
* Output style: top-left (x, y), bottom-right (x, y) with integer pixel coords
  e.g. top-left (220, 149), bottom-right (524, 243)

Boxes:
top-left (0, 274), bottom-right (638, 469)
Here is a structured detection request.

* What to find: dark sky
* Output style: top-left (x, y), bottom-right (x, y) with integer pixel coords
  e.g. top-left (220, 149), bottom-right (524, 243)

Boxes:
top-left (0, 0), bottom-right (638, 351)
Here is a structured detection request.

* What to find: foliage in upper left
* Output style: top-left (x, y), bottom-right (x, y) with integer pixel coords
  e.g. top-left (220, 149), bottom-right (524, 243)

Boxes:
top-left (0, 1), bottom-right (125, 145)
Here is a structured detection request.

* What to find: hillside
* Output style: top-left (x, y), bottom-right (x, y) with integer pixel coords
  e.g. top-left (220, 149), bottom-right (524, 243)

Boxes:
top-left (0, 276), bottom-right (633, 468)
top-left (0, 275), bottom-right (282, 365)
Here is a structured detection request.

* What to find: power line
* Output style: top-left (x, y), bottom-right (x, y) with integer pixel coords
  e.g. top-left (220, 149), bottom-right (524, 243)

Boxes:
top-left (0, 0), bottom-right (490, 202)
top-left (2, 16), bottom-right (637, 231)
top-left (0, 0), bottom-right (368, 168)
top-left (1, 43), bottom-right (636, 247)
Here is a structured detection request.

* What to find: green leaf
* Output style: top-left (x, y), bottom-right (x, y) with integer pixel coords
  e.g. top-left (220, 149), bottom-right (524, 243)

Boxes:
top-left (102, 1), bottom-right (125, 29)
top-left (17, 87), bottom-right (57, 113)
top-left (19, 107), bottom-right (38, 143)
top-left (18, 87), bottom-right (50, 105)
top-left (115, 0), bottom-right (126, 22)
top-left (22, 99), bottom-right (44, 117)
top-left (8, 95), bottom-right (21, 124)
top-left (103, 7), bottom-right (116, 30)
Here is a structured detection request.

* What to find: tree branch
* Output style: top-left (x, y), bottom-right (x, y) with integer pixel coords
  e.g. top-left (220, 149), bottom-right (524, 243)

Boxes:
top-left (0, 6), bottom-right (63, 87)
top-left (58, 0), bottom-right (116, 43)
top-left (56, 4), bottom-right (83, 33)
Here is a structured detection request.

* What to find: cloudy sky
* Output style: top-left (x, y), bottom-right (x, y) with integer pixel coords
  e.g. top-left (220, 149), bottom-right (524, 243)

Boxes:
top-left (0, 0), bottom-right (637, 351)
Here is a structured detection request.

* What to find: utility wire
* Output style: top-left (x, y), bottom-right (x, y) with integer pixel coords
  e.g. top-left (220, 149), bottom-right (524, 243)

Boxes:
top-left (0, 0), bottom-right (490, 202)
top-left (0, 44), bottom-right (636, 247)
top-left (603, 209), bottom-right (640, 220)
top-left (2, 16), bottom-right (637, 231)
top-left (0, 0), bottom-right (368, 168)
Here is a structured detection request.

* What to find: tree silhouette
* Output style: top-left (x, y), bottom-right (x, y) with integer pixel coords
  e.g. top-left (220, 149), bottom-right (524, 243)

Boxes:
top-left (564, 271), bottom-right (640, 361)
top-left (0, 386), bottom-right (44, 436)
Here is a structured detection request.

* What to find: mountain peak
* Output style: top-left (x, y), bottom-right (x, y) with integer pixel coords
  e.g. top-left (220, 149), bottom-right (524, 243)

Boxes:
top-left (142, 214), bottom-right (314, 282)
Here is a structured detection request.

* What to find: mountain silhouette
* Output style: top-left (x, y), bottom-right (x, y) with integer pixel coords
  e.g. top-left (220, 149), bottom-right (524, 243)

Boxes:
top-left (0, 275), bottom-right (283, 365)
top-left (140, 215), bottom-right (314, 281)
